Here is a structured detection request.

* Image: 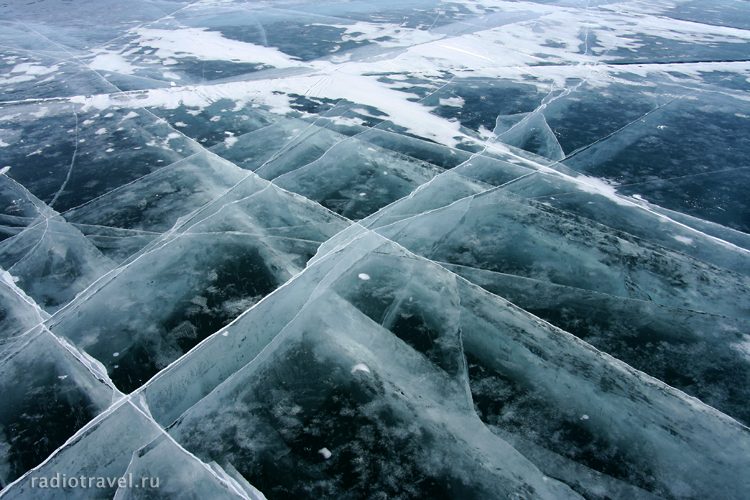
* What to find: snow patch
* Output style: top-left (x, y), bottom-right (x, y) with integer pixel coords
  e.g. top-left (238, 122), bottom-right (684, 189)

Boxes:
top-left (135, 27), bottom-right (302, 69)
top-left (439, 96), bottom-right (465, 107)
top-left (731, 337), bottom-right (750, 363)
top-left (224, 135), bottom-right (238, 148)
top-left (673, 235), bottom-right (694, 245)
top-left (351, 363), bottom-right (371, 374)
top-left (90, 53), bottom-right (137, 75)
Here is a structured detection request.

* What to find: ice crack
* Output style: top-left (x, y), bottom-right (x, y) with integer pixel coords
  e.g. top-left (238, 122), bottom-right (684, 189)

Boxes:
top-left (48, 110), bottom-right (78, 209)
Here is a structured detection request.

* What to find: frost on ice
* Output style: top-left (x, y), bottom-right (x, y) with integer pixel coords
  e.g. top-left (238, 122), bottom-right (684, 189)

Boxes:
top-left (1, 0), bottom-right (750, 499)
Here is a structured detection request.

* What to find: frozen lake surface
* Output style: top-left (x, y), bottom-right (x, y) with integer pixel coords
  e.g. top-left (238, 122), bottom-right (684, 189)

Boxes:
top-left (1, 0), bottom-right (750, 498)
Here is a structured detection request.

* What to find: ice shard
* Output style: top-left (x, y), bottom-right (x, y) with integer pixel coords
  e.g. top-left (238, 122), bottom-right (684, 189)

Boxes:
top-left (112, 434), bottom-right (266, 500)
top-left (0, 175), bottom-right (115, 312)
top-left (0, 327), bottom-right (119, 488)
top-left (0, 402), bottom-right (162, 500)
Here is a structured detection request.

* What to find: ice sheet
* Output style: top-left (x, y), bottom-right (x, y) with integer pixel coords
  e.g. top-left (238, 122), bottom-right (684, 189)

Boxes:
top-left (2, 1), bottom-right (750, 499)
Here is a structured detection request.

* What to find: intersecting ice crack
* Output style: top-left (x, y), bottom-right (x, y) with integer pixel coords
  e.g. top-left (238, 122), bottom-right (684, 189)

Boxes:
top-left (255, 124), bottom-right (352, 183)
top-left (257, 74), bottom-right (458, 183)
top-left (0, 269), bottom-right (49, 327)
top-left (190, 226), bottom-right (390, 387)
top-left (58, 149), bottom-right (210, 217)
top-left (563, 71), bottom-right (741, 161)
top-left (182, 232), bottom-right (324, 245)
top-left (7, 22), bottom-right (219, 213)
top-left (114, 399), bottom-right (252, 498)
top-left (563, 88), bottom-right (688, 161)
top-left (75, 0), bottom-right (208, 54)
top-left (429, 259), bottom-right (689, 306)
top-left (479, 3), bottom-right (623, 160)
top-left (8, 2), bottom-right (556, 220)
top-left (7, 218), bottom-right (50, 276)
top-left (597, 165), bottom-right (750, 189)
top-left (523, 182), bottom-right (750, 259)
top-left (68, 223), bottom-right (164, 236)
